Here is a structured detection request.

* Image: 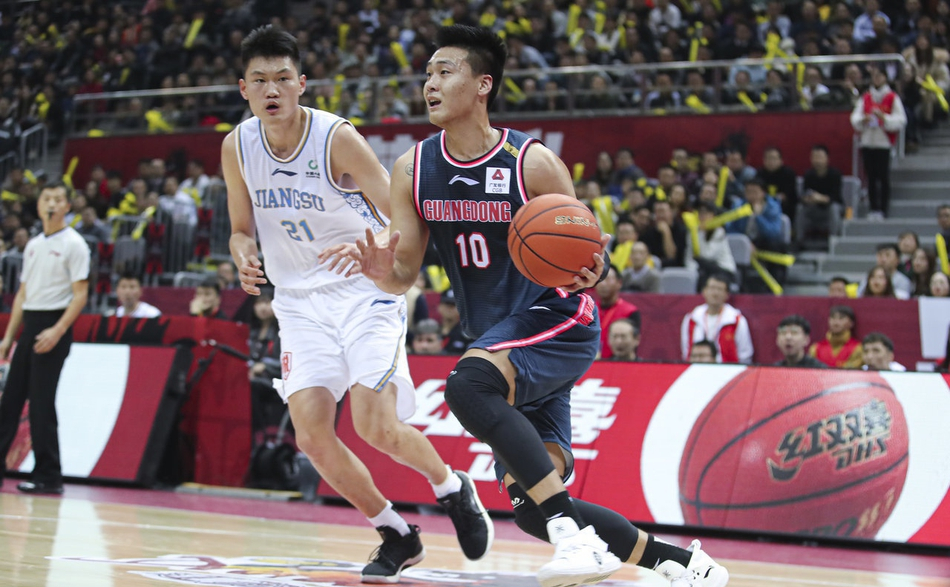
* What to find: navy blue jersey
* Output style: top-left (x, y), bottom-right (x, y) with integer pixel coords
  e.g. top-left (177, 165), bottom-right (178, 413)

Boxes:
top-left (412, 128), bottom-right (559, 338)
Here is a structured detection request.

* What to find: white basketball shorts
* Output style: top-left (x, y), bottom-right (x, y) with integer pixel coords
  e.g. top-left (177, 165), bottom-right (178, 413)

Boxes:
top-left (270, 277), bottom-right (416, 421)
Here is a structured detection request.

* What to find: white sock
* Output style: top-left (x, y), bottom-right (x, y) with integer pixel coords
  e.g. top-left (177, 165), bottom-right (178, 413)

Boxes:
top-left (431, 466), bottom-right (462, 498)
top-left (368, 501), bottom-right (411, 536)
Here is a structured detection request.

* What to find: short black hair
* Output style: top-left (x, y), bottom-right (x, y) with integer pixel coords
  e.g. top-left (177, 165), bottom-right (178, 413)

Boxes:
top-left (745, 177), bottom-right (765, 190)
top-left (198, 276), bottom-right (221, 294)
top-left (241, 25), bottom-right (301, 74)
top-left (692, 339), bottom-right (718, 355)
top-left (40, 180), bottom-right (73, 200)
top-left (118, 271), bottom-right (142, 285)
top-left (829, 275), bottom-right (849, 286)
top-left (435, 25), bottom-right (507, 109)
top-left (938, 204), bottom-right (950, 215)
top-left (862, 332), bottom-right (894, 352)
top-left (829, 304), bottom-right (856, 324)
top-left (876, 243), bottom-right (900, 255)
top-left (812, 144), bottom-right (829, 154)
top-left (764, 146), bottom-right (783, 157)
top-left (608, 317), bottom-right (640, 337)
top-left (778, 314), bottom-right (811, 335)
top-left (704, 272), bottom-right (732, 288)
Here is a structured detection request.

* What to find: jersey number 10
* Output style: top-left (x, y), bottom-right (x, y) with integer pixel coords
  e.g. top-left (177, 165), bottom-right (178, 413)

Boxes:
top-left (455, 233), bottom-right (490, 268)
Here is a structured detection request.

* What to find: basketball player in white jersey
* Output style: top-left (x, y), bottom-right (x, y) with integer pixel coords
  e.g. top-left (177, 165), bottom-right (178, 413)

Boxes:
top-left (221, 26), bottom-right (492, 583)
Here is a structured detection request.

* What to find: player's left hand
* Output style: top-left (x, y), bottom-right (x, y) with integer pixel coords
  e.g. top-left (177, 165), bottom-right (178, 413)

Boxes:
top-left (317, 242), bottom-right (362, 276)
top-left (564, 233), bottom-right (612, 292)
top-left (34, 326), bottom-right (64, 354)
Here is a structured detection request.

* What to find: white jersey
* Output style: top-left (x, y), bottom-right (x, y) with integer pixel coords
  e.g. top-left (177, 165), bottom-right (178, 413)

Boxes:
top-left (235, 107), bottom-right (387, 290)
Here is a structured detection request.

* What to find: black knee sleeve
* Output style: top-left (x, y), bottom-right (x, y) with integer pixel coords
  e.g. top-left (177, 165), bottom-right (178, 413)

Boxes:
top-left (444, 357), bottom-right (555, 489)
top-left (507, 483), bottom-right (549, 542)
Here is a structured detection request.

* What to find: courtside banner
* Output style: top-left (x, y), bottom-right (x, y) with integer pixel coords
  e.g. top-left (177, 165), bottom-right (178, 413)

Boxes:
top-left (326, 357), bottom-right (950, 547)
top-left (2, 344), bottom-right (188, 484)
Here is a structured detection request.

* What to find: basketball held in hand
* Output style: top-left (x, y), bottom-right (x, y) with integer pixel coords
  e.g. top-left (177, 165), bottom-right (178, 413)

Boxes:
top-left (507, 193), bottom-right (603, 288)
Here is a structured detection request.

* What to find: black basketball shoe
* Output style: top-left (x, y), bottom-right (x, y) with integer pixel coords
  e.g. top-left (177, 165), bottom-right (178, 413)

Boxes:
top-left (361, 525), bottom-right (425, 584)
top-left (436, 470), bottom-right (494, 560)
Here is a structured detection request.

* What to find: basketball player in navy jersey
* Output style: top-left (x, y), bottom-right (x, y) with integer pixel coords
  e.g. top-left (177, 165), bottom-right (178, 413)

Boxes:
top-left (345, 25), bottom-right (729, 587)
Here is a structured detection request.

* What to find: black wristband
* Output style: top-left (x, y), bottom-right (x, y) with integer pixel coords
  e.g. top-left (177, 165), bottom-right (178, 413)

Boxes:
top-left (596, 250), bottom-right (612, 284)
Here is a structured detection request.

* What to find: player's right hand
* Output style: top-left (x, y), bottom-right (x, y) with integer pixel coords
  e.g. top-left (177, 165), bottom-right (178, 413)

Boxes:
top-left (239, 254), bottom-right (267, 296)
top-left (0, 338), bottom-right (11, 360)
top-left (356, 227), bottom-right (400, 281)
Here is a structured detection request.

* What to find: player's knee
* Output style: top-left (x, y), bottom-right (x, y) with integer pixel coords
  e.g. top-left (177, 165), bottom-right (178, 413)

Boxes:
top-left (293, 427), bottom-right (337, 463)
top-left (443, 357), bottom-right (510, 435)
top-left (353, 416), bottom-right (401, 454)
top-left (508, 483), bottom-right (549, 542)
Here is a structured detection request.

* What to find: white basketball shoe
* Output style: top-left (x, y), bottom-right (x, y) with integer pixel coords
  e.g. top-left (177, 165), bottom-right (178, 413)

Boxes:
top-left (537, 518), bottom-right (622, 587)
top-left (655, 540), bottom-right (729, 587)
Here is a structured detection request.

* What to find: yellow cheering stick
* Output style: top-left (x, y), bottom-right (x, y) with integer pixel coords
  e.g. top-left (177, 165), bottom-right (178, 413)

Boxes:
top-left (715, 166), bottom-right (729, 207)
top-left (567, 4), bottom-right (581, 34)
top-left (685, 94), bottom-right (710, 113)
top-left (937, 233), bottom-right (950, 274)
top-left (922, 75), bottom-right (949, 112)
top-left (737, 91), bottom-right (759, 112)
top-left (62, 156), bottom-right (79, 189)
top-left (183, 17), bottom-right (203, 49)
top-left (703, 203), bottom-right (752, 229)
top-left (389, 42), bottom-right (409, 70)
top-left (750, 256), bottom-right (783, 294)
top-left (681, 210), bottom-right (701, 257)
top-left (753, 250), bottom-right (796, 266)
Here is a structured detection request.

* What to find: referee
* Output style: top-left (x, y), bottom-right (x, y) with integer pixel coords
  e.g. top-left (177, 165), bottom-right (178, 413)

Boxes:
top-left (0, 182), bottom-right (89, 494)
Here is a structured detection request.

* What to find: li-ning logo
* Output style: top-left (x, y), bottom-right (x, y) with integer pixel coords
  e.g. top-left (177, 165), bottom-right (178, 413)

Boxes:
top-left (555, 215), bottom-right (596, 227)
top-left (307, 159), bottom-right (321, 179)
top-left (511, 496), bottom-right (524, 508)
top-left (272, 168), bottom-right (297, 177)
top-left (767, 398), bottom-right (893, 481)
top-left (450, 175), bottom-right (479, 186)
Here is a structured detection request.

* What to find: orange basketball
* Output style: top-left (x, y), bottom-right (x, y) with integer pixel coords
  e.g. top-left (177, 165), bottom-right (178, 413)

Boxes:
top-left (507, 193), bottom-right (602, 288)
top-left (678, 369), bottom-right (909, 539)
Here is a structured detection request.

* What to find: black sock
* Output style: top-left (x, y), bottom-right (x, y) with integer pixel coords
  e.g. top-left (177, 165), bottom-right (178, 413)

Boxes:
top-left (537, 491), bottom-right (585, 528)
top-left (639, 534), bottom-right (692, 570)
top-left (573, 499), bottom-right (638, 562)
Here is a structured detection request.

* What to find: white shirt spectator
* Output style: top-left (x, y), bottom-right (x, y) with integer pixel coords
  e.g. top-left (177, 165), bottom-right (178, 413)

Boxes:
top-left (115, 301), bottom-right (162, 319)
top-left (649, 1), bottom-right (682, 37)
top-left (862, 361), bottom-right (906, 372)
top-left (801, 83), bottom-right (830, 108)
top-left (854, 11), bottom-right (890, 44)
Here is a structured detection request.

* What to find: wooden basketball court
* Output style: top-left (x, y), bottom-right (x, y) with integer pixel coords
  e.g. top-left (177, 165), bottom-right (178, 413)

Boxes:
top-left (2, 480), bottom-right (948, 587)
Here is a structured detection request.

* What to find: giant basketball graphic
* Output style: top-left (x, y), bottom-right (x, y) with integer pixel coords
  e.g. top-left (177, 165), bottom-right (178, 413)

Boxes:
top-left (678, 369), bottom-right (909, 538)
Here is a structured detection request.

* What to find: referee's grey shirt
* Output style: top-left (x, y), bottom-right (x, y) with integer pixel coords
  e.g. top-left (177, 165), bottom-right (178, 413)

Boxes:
top-left (20, 227), bottom-right (90, 311)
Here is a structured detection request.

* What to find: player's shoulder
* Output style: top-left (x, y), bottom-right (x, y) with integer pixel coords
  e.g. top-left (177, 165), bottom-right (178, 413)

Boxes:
top-left (62, 226), bottom-right (90, 248)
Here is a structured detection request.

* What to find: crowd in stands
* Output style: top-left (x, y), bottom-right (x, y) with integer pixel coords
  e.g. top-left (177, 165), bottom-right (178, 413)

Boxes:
top-left (1, 0), bottom-right (948, 145)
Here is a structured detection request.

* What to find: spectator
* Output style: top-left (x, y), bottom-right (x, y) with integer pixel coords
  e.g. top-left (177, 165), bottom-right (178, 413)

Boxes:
top-left (113, 273), bottom-right (161, 319)
top-left (902, 33), bottom-right (950, 130)
top-left (11, 228), bottom-right (29, 254)
top-left (606, 318), bottom-right (640, 362)
top-left (828, 276), bottom-right (851, 297)
top-left (800, 66), bottom-right (831, 109)
top-left (861, 265), bottom-right (898, 298)
top-left (595, 266), bottom-right (641, 359)
top-left (405, 271), bottom-right (430, 329)
top-left (910, 247), bottom-right (935, 296)
top-left (649, 0), bottom-right (682, 38)
top-left (645, 73), bottom-right (682, 109)
top-left (897, 231), bottom-right (919, 279)
top-left (247, 292), bottom-right (283, 432)
top-left (437, 289), bottom-right (468, 355)
top-left (641, 199), bottom-right (687, 268)
top-left (723, 148), bottom-right (758, 199)
top-left (809, 305), bottom-right (863, 368)
top-left (217, 261), bottom-right (238, 290)
top-left (937, 204), bottom-right (950, 243)
top-left (189, 277), bottom-right (227, 319)
top-left (622, 241), bottom-right (661, 292)
top-left (853, 0), bottom-right (890, 46)
top-left (799, 145), bottom-right (843, 245)
top-left (851, 67), bottom-right (907, 219)
top-left (410, 318), bottom-right (444, 355)
top-left (930, 271), bottom-right (950, 297)
top-left (757, 146), bottom-right (798, 221)
top-left (762, 69), bottom-right (793, 111)
top-left (178, 159), bottom-right (211, 204)
top-left (685, 201), bottom-right (738, 287)
top-left (775, 315), bottom-right (826, 368)
top-left (858, 244), bottom-right (913, 298)
top-left (688, 339), bottom-right (718, 363)
top-left (862, 332), bottom-right (905, 371)
top-left (76, 206), bottom-right (111, 243)
top-left (681, 273), bottom-right (754, 364)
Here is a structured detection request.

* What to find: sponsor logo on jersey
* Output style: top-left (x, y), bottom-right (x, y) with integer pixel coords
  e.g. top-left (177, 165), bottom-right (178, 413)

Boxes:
top-left (485, 167), bottom-right (510, 194)
top-left (422, 199), bottom-right (512, 223)
top-left (271, 168), bottom-right (298, 177)
top-left (449, 175), bottom-right (479, 186)
top-left (307, 160), bottom-right (321, 179)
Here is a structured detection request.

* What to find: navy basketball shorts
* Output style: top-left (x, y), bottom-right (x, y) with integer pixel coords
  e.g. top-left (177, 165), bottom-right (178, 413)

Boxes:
top-left (470, 292), bottom-right (600, 483)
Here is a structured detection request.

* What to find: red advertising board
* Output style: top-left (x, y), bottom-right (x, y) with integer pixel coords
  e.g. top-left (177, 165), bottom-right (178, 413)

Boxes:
top-left (62, 111), bottom-right (853, 185)
top-left (324, 356), bottom-right (950, 547)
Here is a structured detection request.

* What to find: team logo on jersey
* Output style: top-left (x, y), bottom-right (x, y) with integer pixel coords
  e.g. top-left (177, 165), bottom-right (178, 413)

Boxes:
top-left (281, 352), bottom-right (292, 380)
top-left (485, 167), bottom-right (510, 194)
top-left (272, 169), bottom-right (298, 177)
top-left (449, 174), bottom-right (479, 186)
top-left (307, 160), bottom-right (321, 179)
